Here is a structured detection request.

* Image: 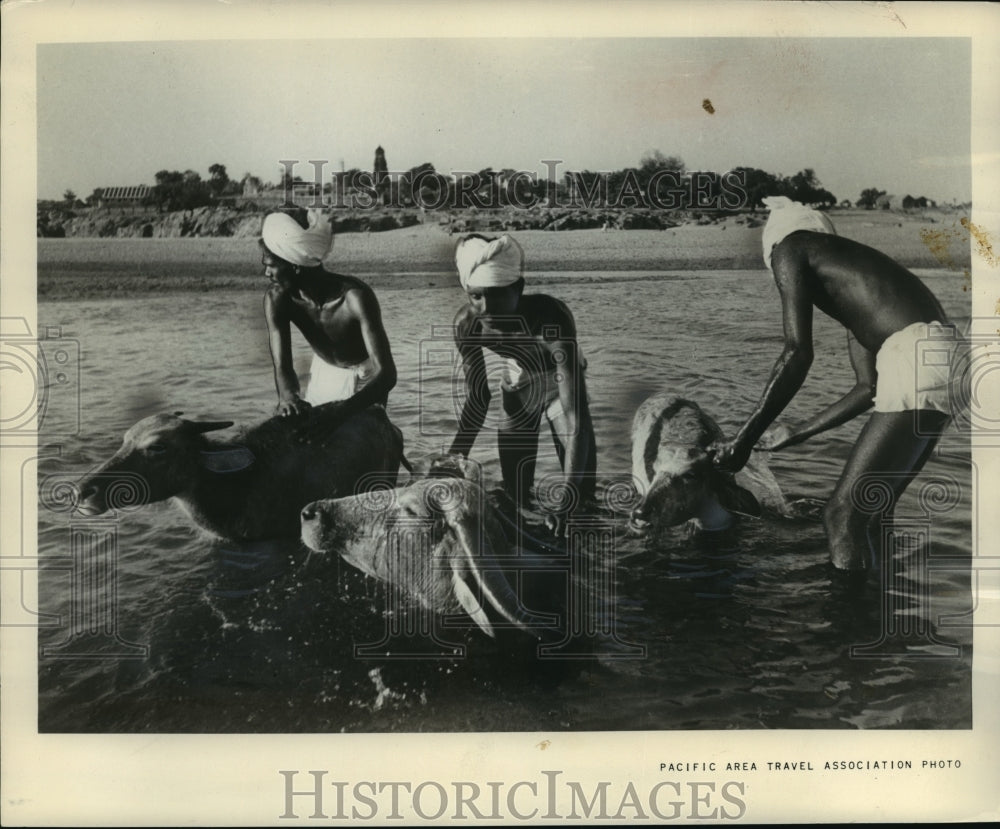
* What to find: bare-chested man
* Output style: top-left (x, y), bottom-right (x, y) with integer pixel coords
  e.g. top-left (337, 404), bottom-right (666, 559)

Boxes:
top-left (260, 208), bottom-right (396, 420)
top-left (712, 197), bottom-right (958, 571)
top-left (448, 234), bottom-right (597, 535)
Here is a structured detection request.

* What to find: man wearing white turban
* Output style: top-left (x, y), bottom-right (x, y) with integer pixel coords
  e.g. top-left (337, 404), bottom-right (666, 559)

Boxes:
top-left (448, 234), bottom-right (597, 536)
top-left (260, 207), bottom-right (397, 419)
top-left (712, 200), bottom-right (960, 572)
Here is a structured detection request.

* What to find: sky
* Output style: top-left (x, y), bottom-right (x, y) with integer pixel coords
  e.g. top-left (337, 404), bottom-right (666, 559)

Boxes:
top-left (37, 37), bottom-right (972, 204)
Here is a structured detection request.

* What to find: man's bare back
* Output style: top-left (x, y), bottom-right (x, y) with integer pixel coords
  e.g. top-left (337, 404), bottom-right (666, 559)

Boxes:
top-left (775, 231), bottom-right (948, 352)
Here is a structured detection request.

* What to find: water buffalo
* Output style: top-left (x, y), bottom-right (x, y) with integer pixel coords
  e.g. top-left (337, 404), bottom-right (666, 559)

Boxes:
top-left (300, 463), bottom-right (555, 639)
top-left (76, 402), bottom-right (404, 541)
top-left (628, 393), bottom-right (787, 536)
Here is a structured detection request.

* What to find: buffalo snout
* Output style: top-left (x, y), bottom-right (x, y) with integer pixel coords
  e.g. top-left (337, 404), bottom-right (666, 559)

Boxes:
top-left (300, 500), bottom-right (326, 537)
top-left (629, 468), bottom-right (712, 534)
top-left (75, 480), bottom-right (106, 515)
top-left (627, 499), bottom-right (653, 537)
top-left (301, 499), bottom-right (337, 552)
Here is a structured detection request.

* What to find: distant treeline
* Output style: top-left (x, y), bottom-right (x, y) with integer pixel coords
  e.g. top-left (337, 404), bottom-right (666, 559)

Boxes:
top-left (51, 150), bottom-right (951, 217)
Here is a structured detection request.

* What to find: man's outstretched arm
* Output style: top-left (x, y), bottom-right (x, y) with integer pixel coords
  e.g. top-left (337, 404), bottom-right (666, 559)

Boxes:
top-left (714, 249), bottom-right (814, 471)
top-left (449, 333), bottom-right (490, 457)
top-left (759, 331), bottom-right (876, 450)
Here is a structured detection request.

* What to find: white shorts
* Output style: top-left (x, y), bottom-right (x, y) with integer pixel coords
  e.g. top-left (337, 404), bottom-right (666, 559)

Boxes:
top-left (305, 355), bottom-right (374, 404)
top-left (497, 355), bottom-right (590, 428)
top-left (873, 321), bottom-right (959, 414)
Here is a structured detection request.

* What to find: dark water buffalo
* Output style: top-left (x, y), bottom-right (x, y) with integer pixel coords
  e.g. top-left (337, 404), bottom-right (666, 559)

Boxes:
top-left (76, 402), bottom-right (404, 541)
top-left (629, 393), bottom-right (788, 536)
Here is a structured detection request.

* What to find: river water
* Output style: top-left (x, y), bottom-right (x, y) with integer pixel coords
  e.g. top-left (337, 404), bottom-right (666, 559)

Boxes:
top-left (36, 269), bottom-right (972, 732)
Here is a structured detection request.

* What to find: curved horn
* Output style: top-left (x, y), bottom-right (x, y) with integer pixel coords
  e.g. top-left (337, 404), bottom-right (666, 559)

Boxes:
top-left (446, 507), bottom-right (555, 638)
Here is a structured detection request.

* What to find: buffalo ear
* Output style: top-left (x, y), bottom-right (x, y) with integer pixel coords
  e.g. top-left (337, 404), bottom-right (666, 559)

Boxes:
top-left (186, 419), bottom-right (234, 434)
top-left (713, 473), bottom-right (762, 518)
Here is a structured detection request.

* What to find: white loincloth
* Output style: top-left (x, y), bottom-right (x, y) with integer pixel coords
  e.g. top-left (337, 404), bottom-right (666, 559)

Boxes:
top-left (873, 321), bottom-right (960, 414)
top-left (305, 355), bottom-right (375, 404)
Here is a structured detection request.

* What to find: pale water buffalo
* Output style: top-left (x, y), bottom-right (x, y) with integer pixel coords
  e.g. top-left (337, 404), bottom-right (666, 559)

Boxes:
top-left (628, 393), bottom-right (788, 536)
top-left (76, 402), bottom-right (404, 541)
top-left (300, 466), bottom-right (554, 639)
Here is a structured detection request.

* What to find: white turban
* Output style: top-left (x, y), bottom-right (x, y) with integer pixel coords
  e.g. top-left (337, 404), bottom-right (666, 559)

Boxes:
top-left (455, 234), bottom-right (524, 291)
top-left (761, 196), bottom-right (836, 271)
top-left (261, 209), bottom-right (333, 268)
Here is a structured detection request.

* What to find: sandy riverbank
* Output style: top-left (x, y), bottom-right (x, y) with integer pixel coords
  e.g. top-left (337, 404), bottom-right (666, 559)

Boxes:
top-left (36, 209), bottom-right (970, 300)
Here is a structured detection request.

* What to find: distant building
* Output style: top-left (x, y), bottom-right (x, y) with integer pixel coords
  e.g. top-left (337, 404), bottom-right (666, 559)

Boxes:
top-left (374, 146), bottom-right (389, 205)
top-left (94, 185), bottom-right (151, 211)
top-left (373, 146), bottom-right (388, 182)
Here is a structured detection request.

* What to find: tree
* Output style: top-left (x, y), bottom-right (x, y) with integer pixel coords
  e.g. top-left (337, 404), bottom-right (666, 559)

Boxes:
top-left (857, 187), bottom-right (886, 209)
top-left (639, 150), bottom-right (685, 175)
top-left (565, 169), bottom-right (606, 207)
top-left (208, 163), bottom-right (229, 197)
top-left (729, 167), bottom-right (781, 208)
top-left (789, 168), bottom-right (818, 197)
top-left (637, 152), bottom-right (686, 202)
top-left (152, 169), bottom-right (212, 211)
top-left (810, 188), bottom-right (837, 208)
top-left (779, 169), bottom-right (838, 207)
top-left (788, 169), bottom-right (820, 203)
top-left (400, 162), bottom-right (443, 207)
top-left (240, 173), bottom-right (263, 195)
top-left (62, 189), bottom-right (77, 206)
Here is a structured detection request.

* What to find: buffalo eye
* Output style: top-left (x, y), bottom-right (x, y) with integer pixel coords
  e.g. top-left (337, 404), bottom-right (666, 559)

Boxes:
top-left (146, 443), bottom-right (167, 455)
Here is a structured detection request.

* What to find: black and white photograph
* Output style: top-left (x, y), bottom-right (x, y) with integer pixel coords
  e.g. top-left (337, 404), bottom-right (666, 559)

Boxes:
top-left (3, 1), bottom-right (999, 824)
